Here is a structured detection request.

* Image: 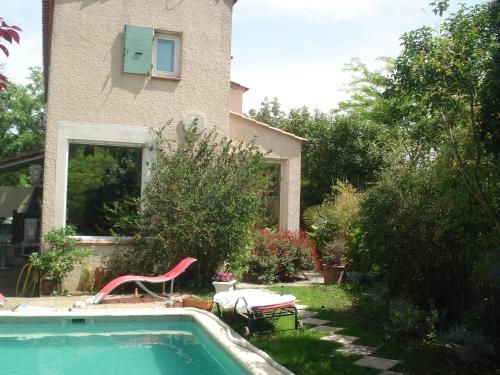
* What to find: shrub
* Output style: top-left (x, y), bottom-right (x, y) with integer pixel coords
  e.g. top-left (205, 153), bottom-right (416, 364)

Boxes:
top-left (29, 226), bottom-right (91, 293)
top-left (106, 124), bottom-right (269, 285)
top-left (359, 159), bottom-right (499, 332)
top-left (388, 299), bottom-right (438, 339)
top-left (441, 326), bottom-right (496, 363)
top-left (304, 181), bottom-right (361, 267)
top-left (321, 239), bottom-right (348, 267)
top-left (247, 229), bottom-right (316, 284)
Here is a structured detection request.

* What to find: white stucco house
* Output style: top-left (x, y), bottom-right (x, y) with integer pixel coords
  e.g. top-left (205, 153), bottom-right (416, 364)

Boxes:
top-left (41, 0), bottom-right (304, 271)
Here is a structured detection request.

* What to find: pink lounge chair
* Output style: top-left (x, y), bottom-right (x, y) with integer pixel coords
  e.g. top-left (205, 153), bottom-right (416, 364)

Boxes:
top-left (0, 292), bottom-right (6, 307)
top-left (88, 257), bottom-right (197, 304)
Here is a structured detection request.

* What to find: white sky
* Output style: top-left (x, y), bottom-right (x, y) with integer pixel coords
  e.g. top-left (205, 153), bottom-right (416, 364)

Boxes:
top-left (1, 0), bottom-right (486, 113)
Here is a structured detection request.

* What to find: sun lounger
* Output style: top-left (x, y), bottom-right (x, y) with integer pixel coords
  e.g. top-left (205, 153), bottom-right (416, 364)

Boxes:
top-left (88, 257), bottom-right (197, 304)
top-left (214, 289), bottom-right (302, 335)
top-left (0, 292), bottom-right (5, 307)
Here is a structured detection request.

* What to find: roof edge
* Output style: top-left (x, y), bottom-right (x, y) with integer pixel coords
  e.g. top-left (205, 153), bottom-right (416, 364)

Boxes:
top-left (229, 112), bottom-right (307, 143)
top-left (230, 80), bottom-right (249, 92)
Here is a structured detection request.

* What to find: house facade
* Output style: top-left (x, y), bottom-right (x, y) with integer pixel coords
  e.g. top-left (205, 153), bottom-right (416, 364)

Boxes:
top-left (41, 0), bottom-right (304, 263)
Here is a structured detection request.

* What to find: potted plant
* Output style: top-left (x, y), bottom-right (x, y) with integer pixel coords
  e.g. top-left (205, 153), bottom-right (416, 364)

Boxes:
top-left (303, 182), bottom-right (361, 286)
top-left (212, 272), bottom-right (236, 293)
top-left (182, 296), bottom-right (213, 311)
top-left (29, 226), bottom-right (91, 295)
top-left (321, 239), bottom-right (347, 285)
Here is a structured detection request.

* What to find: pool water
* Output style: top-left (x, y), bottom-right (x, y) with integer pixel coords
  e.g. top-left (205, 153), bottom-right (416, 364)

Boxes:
top-left (0, 319), bottom-right (248, 375)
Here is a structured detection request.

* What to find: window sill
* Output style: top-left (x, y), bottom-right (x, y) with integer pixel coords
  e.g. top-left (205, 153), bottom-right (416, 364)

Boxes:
top-left (71, 236), bottom-right (133, 245)
top-left (151, 74), bottom-right (181, 81)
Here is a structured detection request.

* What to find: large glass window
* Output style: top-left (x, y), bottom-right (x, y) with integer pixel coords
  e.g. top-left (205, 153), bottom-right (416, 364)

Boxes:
top-left (66, 144), bottom-right (142, 236)
top-left (259, 163), bottom-right (281, 229)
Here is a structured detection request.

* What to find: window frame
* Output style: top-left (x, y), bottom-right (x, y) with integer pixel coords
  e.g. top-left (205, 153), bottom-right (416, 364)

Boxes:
top-left (152, 32), bottom-right (181, 78)
top-left (54, 122), bottom-right (156, 241)
top-left (263, 159), bottom-right (288, 230)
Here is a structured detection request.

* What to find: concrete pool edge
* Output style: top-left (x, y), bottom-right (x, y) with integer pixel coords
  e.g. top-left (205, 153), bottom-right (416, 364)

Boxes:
top-left (0, 307), bottom-right (293, 375)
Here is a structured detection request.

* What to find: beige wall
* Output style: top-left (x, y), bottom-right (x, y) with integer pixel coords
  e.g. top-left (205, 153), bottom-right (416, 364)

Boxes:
top-left (42, 0), bottom-right (234, 233)
top-left (229, 81), bottom-right (248, 114)
top-left (229, 112), bottom-right (304, 231)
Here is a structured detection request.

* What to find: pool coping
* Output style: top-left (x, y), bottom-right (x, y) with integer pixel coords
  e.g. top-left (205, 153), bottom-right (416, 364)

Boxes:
top-left (0, 307), bottom-right (293, 375)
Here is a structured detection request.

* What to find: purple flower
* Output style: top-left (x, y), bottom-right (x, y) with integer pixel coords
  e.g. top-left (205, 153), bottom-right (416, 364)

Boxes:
top-left (213, 272), bottom-right (234, 282)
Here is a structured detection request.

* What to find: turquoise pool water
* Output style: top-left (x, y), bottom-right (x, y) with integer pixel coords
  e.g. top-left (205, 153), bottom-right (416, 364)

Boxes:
top-left (0, 317), bottom-right (248, 375)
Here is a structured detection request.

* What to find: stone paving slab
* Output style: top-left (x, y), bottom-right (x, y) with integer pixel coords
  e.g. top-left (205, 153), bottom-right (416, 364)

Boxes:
top-left (298, 310), bottom-right (317, 318)
top-left (354, 356), bottom-right (401, 371)
top-left (311, 325), bottom-right (344, 333)
top-left (380, 371), bottom-right (405, 375)
top-left (300, 317), bottom-right (330, 326)
top-left (319, 333), bottom-right (359, 344)
top-left (295, 304), bottom-right (308, 310)
top-left (335, 344), bottom-right (377, 356)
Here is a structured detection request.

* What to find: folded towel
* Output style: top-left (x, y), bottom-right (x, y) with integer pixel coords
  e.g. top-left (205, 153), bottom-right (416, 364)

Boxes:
top-left (214, 289), bottom-right (296, 314)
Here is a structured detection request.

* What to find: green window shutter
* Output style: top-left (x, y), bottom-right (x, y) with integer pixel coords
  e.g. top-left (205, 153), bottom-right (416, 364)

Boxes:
top-left (123, 25), bottom-right (153, 75)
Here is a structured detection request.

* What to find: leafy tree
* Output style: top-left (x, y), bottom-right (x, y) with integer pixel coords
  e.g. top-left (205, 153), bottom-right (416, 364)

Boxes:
top-left (357, 0), bottom-right (500, 335)
top-left (249, 101), bottom-right (388, 211)
top-left (0, 67), bottom-right (44, 186)
top-left (391, 2), bottom-right (500, 236)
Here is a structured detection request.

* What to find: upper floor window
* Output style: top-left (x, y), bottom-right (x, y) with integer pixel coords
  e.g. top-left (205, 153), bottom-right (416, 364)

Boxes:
top-left (122, 25), bottom-right (181, 79)
top-left (154, 33), bottom-right (181, 77)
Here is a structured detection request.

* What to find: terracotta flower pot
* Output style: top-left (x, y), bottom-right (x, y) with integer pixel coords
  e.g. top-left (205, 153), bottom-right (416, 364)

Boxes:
top-left (40, 279), bottom-right (57, 296)
top-left (182, 298), bottom-right (213, 311)
top-left (322, 265), bottom-right (345, 285)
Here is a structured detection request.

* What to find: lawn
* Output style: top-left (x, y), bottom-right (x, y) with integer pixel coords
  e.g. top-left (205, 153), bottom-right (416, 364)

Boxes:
top-left (212, 285), bottom-right (488, 375)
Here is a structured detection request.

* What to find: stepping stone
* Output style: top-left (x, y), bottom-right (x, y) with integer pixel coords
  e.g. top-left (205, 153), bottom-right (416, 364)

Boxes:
top-left (311, 325), bottom-right (344, 333)
top-left (319, 333), bottom-right (359, 344)
top-left (300, 317), bottom-right (330, 326)
top-left (295, 304), bottom-right (308, 310)
top-left (298, 310), bottom-right (317, 318)
top-left (380, 371), bottom-right (405, 375)
top-left (335, 344), bottom-right (377, 356)
top-left (354, 356), bottom-right (401, 371)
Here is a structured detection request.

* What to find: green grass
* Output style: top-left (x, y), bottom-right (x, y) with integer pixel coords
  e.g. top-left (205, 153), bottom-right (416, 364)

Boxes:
top-left (205, 285), bottom-right (490, 375)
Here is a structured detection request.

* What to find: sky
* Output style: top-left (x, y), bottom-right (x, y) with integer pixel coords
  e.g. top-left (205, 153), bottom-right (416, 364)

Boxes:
top-left (1, 0), bottom-right (486, 113)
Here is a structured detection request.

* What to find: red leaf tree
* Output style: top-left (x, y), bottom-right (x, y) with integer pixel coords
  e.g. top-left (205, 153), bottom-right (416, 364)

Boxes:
top-left (0, 17), bottom-right (22, 90)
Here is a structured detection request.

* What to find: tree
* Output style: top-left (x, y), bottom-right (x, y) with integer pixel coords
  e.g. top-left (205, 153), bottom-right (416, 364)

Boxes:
top-left (356, 0), bottom-right (499, 334)
top-left (391, 1), bottom-right (500, 236)
top-left (0, 67), bottom-right (45, 186)
top-left (0, 17), bottom-right (21, 90)
top-left (249, 101), bottom-right (388, 211)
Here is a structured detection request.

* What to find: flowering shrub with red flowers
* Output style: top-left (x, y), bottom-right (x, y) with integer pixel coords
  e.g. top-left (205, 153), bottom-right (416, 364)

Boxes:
top-left (248, 229), bottom-right (320, 283)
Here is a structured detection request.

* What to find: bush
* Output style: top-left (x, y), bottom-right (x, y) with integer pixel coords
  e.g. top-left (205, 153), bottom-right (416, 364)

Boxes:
top-left (106, 124), bottom-right (269, 285)
top-left (441, 326), bottom-right (496, 363)
top-left (247, 229), bottom-right (317, 284)
top-left (388, 299), bottom-right (438, 339)
top-left (29, 226), bottom-right (91, 293)
top-left (359, 159), bottom-right (499, 332)
top-left (304, 181), bottom-right (361, 267)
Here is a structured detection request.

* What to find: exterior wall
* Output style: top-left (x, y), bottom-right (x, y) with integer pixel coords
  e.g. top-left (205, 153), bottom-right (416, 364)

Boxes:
top-left (228, 113), bottom-right (303, 231)
top-left (42, 0), bottom-right (234, 235)
top-left (229, 81), bottom-right (247, 114)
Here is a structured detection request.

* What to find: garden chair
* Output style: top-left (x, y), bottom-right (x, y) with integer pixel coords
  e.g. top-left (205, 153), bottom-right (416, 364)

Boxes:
top-left (0, 292), bottom-right (5, 307)
top-left (87, 257), bottom-right (197, 304)
top-left (214, 289), bottom-right (302, 335)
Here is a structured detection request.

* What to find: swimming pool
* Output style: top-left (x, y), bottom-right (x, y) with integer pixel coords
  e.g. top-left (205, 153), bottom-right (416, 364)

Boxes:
top-left (0, 308), bottom-right (290, 375)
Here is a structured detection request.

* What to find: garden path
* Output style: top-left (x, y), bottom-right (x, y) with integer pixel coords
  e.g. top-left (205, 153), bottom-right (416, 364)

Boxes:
top-left (298, 307), bottom-right (404, 374)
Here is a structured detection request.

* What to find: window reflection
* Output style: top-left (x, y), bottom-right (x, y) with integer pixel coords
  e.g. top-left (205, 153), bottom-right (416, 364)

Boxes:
top-left (66, 144), bottom-right (142, 236)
